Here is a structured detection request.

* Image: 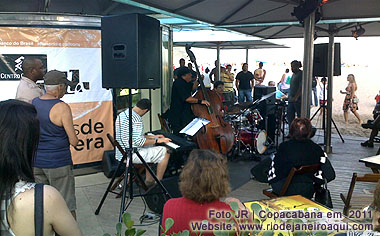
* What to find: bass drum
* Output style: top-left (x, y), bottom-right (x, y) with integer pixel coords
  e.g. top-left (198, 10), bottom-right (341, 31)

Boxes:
top-left (239, 129), bottom-right (268, 154)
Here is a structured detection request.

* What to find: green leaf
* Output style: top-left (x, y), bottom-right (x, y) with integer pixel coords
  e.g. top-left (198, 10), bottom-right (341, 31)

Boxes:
top-left (180, 230), bottom-right (190, 236)
top-left (229, 201), bottom-right (239, 213)
top-left (123, 212), bottom-right (132, 223)
top-left (116, 222), bottom-right (122, 235)
top-left (250, 203), bottom-right (262, 216)
top-left (126, 220), bottom-right (134, 229)
top-left (165, 218), bottom-right (175, 231)
top-left (136, 229), bottom-right (146, 236)
top-left (125, 228), bottom-right (136, 236)
top-left (263, 231), bottom-right (274, 236)
top-left (103, 234), bottom-right (112, 236)
top-left (278, 233), bottom-right (284, 236)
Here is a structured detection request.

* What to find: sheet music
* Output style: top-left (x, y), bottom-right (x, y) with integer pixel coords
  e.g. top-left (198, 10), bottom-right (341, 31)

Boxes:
top-left (180, 118), bottom-right (210, 136)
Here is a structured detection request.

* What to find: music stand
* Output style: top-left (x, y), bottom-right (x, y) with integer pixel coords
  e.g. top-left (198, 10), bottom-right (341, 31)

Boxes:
top-left (310, 79), bottom-right (344, 144)
top-left (95, 89), bottom-right (172, 222)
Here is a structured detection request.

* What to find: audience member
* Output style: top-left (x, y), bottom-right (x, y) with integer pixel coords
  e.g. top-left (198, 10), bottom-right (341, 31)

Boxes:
top-left (203, 67), bottom-right (211, 89)
top-left (235, 63), bottom-right (254, 103)
top-left (268, 118), bottom-right (335, 199)
top-left (0, 99), bottom-right (82, 236)
top-left (340, 74), bottom-right (362, 124)
top-left (15, 57), bottom-right (45, 103)
top-left (254, 62), bottom-right (266, 86)
top-left (361, 99), bottom-right (380, 148)
top-left (221, 65), bottom-right (235, 108)
top-left (161, 149), bottom-right (244, 235)
top-left (173, 58), bottom-right (186, 80)
top-left (287, 60), bottom-right (303, 127)
top-left (319, 77), bottom-right (328, 115)
top-left (311, 77), bottom-right (318, 106)
top-left (32, 70), bottom-right (79, 218)
top-left (376, 90), bottom-right (380, 104)
top-left (116, 99), bottom-right (171, 185)
top-left (279, 68), bottom-right (291, 94)
top-left (209, 60), bottom-right (219, 83)
top-left (188, 62), bottom-right (197, 80)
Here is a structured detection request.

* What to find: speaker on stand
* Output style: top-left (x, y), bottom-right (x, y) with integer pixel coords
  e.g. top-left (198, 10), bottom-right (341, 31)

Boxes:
top-left (101, 13), bottom-right (161, 89)
top-left (313, 43), bottom-right (341, 77)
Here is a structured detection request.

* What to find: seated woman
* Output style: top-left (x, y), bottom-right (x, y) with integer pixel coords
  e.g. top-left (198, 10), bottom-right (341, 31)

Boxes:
top-left (161, 149), bottom-right (244, 235)
top-left (268, 118), bottom-right (335, 199)
top-left (0, 99), bottom-right (82, 236)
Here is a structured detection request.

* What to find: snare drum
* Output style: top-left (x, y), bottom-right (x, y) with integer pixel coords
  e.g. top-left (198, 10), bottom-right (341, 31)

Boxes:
top-left (238, 129), bottom-right (267, 154)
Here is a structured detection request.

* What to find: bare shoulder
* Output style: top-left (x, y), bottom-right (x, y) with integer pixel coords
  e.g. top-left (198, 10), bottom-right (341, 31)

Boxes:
top-left (43, 185), bottom-right (63, 201)
top-left (53, 101), bottom-right (72, 114)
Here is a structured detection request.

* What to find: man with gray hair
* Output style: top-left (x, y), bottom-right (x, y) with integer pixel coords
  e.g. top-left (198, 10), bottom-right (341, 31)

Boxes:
top-left (32, 70), bottom-right (79, 219)
top-left (15, 57), bottom-right (46, 103)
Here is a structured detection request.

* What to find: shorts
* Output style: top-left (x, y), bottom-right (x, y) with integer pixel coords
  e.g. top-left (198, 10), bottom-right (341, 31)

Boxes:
top-left (132, 146), bottom-right (167, 164)
top-left (34, 165), bottom-right (76, 211)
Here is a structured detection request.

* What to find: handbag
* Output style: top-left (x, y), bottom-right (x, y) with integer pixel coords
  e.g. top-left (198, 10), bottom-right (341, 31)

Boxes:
top-left (314, 179), bottom-right (333, 208)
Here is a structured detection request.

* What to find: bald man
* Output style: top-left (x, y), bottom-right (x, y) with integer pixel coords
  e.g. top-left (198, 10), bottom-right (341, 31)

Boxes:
top-left (15, 57), bottom-right (46, 103)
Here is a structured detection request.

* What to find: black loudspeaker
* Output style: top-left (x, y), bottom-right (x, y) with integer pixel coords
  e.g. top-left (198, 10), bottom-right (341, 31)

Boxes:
top-left (313, 43), bottom-right (341, 77)
top-left (102, 150), bottom-right (126, 178)
top-left (144, 176), bottom-right (181, 214)
top-left (101, 14), bottom-right (161, 89)
top-left (254, 86), bottom-right (276, 116)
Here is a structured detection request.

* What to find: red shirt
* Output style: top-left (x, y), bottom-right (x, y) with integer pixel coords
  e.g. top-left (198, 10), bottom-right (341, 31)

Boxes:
top-left (375, 94), bottom-right (380, 103)
top-left (161, 197), bottom-right (232, 236)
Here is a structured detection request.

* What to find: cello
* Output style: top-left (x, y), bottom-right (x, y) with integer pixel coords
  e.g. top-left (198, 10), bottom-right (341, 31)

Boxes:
top-left (185, 45), bottom-right (234, 155)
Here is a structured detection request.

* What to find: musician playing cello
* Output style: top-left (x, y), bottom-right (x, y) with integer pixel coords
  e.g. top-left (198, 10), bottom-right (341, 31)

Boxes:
top-left (168, 67), bottom-right (210, 135)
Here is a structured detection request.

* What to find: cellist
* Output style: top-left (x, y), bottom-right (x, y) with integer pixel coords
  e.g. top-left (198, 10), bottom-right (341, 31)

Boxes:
top-left (168, 67), bottom-right (210, 135)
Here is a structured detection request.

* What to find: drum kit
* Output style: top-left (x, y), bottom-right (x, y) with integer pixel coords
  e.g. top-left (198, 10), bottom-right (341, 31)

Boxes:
top-left (224, 92), bottom-right (276, 158)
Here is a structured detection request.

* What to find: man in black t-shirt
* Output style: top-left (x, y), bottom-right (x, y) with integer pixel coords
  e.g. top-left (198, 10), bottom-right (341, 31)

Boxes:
top-left (235, 63), bottom-right (254, 103)
top-left (169, 67), bottom-right (210, 135)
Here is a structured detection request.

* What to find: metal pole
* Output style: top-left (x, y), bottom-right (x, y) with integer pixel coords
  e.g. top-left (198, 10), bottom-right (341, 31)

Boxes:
top-left (301, 11), bottom-right (315, 118)
top-left (217, 44), bottom-right (221, 81)
top-left (325, 24), bottom-right (335, 153)
top-left (246, 48), bottom-right (249, 63)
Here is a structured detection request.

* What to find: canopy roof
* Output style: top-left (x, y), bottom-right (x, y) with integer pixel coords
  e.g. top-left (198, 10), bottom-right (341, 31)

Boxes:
top-left (1, 0), bottom-right (379, 38)
top-left (113, 0), bottom-right (380, 38)
top-left (174, 40), bottom-right (288, 49)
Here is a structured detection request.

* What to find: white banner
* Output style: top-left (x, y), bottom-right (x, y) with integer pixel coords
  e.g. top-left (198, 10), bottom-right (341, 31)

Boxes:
top-left (0, 27), bottom-right (113, 165)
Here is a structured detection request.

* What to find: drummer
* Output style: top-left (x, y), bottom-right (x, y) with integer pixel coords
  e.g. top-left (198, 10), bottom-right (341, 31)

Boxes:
top-left (213, 81), bottom-right (227, 112)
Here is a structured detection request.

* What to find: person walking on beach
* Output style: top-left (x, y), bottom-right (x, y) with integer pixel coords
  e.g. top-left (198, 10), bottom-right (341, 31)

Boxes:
top-left (340, 74), bottom-right (362, 124)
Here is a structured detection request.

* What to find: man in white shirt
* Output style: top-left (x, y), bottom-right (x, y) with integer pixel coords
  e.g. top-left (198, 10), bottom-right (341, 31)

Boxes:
top-left (15, 57), bottom-right (45, 103)
top-left (115, 99), bottom-right (171, 185)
